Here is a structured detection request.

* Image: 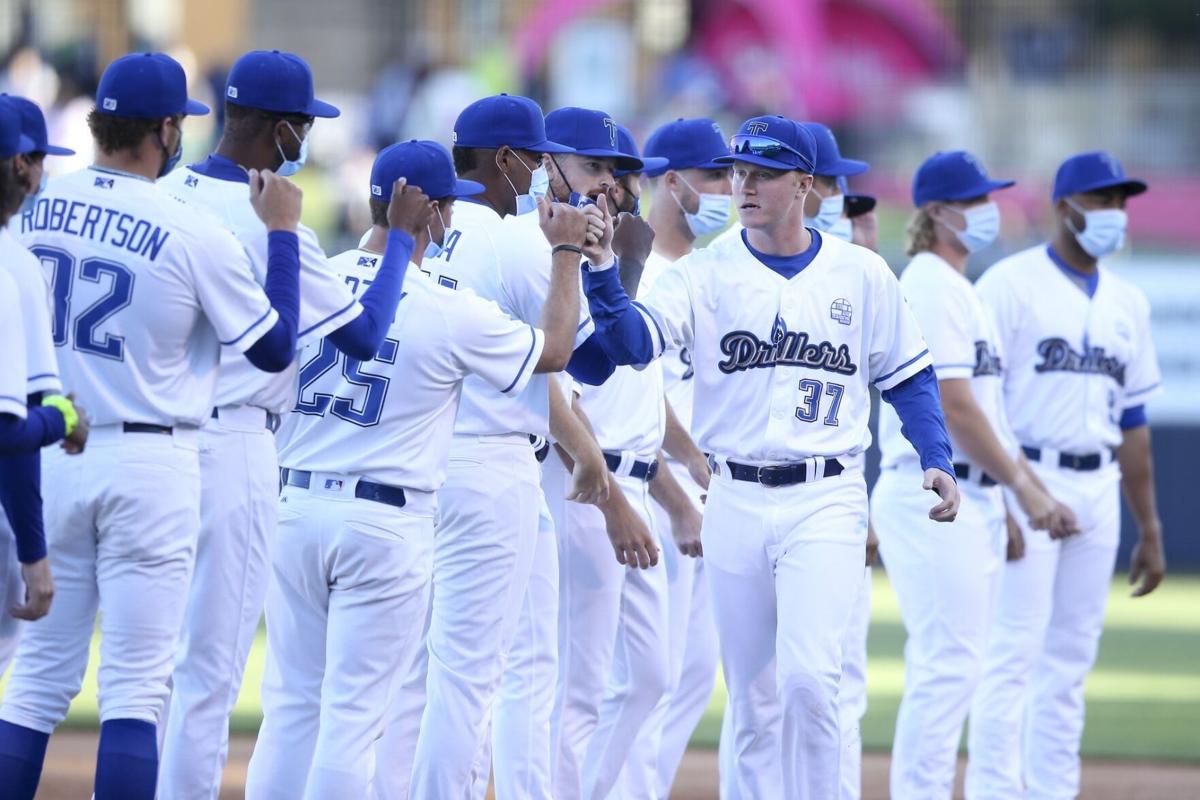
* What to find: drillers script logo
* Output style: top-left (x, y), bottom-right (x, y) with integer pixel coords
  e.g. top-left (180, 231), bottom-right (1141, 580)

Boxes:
top-left (1035, 338), bottom-right (1125, 385)
top-left (718, 315), bottom-right (857, 376)
top-left (973, 340), bottom-right (1003, 377)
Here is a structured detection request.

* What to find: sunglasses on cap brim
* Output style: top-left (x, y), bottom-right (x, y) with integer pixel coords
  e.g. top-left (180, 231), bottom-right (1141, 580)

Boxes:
top-left (728, 134), bottom-right (806, 161)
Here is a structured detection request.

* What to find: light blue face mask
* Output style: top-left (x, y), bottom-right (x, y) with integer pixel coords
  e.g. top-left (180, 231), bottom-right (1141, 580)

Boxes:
top-left (424, 205), bottom-right (449, 260)
top-left (943, 201), bottom-right (1000, 253)
top-left (826, 215), bottom-right (853, 242)
top-left (275, 122), bottom-right (309, 177)
top-left (804, 187), bottom-right (845, 232)
top-left (502, 153), bottom-right (549, 215)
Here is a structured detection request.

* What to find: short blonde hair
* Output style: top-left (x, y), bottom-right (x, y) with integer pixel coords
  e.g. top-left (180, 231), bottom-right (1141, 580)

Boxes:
top-left (905, 206), bottom-right (937, 257)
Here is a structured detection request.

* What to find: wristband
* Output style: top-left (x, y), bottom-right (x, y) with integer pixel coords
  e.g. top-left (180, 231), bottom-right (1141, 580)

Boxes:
top-left (552, 244), bottom-right (584, 256)
top-left (42, 394), bottom-right (78, 437)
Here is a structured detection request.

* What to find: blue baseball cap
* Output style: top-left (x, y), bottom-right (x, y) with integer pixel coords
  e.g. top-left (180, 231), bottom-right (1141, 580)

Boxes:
top-left (912, 150), bottom-right (1014, 207)
top-left (715, 115), bottom-right (816, 173)
top-left (95, 52), bottom-right (209, 118)
top-left (838, 175), bottom-right (876, 218)
top-left (613, 124), bottom-right (668, 177)
top-left (0, 95), bottom-right (73, 155)
top-left (1052, 151), bottom-right (1146, 201)
top-left (642, 117), bottom-right (729, 178)
top-left (453, 94), bottom-right (572, 154)
top-left (225, 50), bottom-right (339, 118)
top-left (0, 102), bottom-right (37, 159)
top-left (798, 122), bottom-right (867, 177)
top-left (544, 107), bottom-right (644, 172)
top-left (370, 140), bottom-right (484, 202)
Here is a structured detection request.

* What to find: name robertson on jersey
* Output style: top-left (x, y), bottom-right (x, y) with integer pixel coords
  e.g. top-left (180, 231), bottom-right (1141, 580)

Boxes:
top-left (718, 329), bottom-right (858, 376)
top-left (1035, 337), bottom-right (1125, 385)
top-left (21, 197), bottom-right (171, 261)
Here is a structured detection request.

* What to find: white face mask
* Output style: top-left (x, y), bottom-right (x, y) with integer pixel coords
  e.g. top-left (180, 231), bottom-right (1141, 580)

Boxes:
top-left (825, 216), bottom-right (853, 242)
top-left (805, 187), bottom-right (845, 232)
top-left (501, 153), bottom-right (549, 215)
top-left (275, 122), bottom-right (308, 177)
top-left (672, 174), bottom-right (730, 237)
top-left (941, 201), bottom-right (1000, 253)
top-left (1066, 198), bottom-right (1127, 258)
top-left (424, 205), bottom-right (450, 260)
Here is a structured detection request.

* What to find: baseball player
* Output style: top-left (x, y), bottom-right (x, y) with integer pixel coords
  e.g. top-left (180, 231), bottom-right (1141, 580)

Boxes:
top-left (873, 150), bottom-right (1074, 799)
top-left (371, 97), bottom-right (619, 800)
top-left (967, 151), bottom-right (1164, 800)
top-left (156, 50), bottom-right (409, 800)
top-left (626, 116), bottom-right (729, 798)
top-left (0, 96), bottom-right (84, 672)
top-left (582, 114), bottom-right (960, 798)
top-left (0, 52), bottom-right (304, 800)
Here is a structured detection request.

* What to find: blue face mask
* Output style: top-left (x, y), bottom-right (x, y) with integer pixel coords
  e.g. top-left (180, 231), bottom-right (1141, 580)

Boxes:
top-left (275, 122), bottom-right (308, 177)
top-left (159, 129), bottom-right (183, 178)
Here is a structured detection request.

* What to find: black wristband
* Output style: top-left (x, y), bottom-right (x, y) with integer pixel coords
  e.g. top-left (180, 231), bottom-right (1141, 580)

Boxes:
top-left (552, 243), bottom-right (584, 256)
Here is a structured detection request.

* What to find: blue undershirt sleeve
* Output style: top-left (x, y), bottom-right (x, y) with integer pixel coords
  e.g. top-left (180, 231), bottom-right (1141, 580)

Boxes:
top-left (0, 447), bottom-right (46, 563)
top-left (880, 366), bottom-right (955, 475)
top-left (566, 333), bottom-right (617, 385)
top-left (245, 231), bottom-right (301, 372)
top-left (582, 264), bottom-right (656, 366)
top-left (0, 408), bottom-right (65, 456)
top-left (327, 230), bottom-right (415, 361)
top-left (1119, 404), bottom-right (1147, 430)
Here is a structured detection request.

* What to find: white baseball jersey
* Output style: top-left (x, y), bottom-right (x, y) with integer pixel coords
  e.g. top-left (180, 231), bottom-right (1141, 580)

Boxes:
top-left (1, 226), bottom-right (60, 396)
top-left (641, 250), bottom-right (695, 431)
top-left (18, 168), bottom-right (279, 426)
top-left (636, 230), bottom-right (931, 463)
top-left (419, 201), bottom-right (593, 439)
top-left (878, 252), bottom-right (1017, 470)
top-left (577, 359), bottom-right (666, 458)
top-left (0, 268), bottom-right (28, 418)
top-left (160, 164), bottom-right (362, 413)
top-left (976, 244), bottom-right (1162, 452)
top-left (276, 248), bottom-right (544, 492)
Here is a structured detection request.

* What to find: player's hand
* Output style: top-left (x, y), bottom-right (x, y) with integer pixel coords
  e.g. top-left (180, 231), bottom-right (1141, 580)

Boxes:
top-left (686, 454), bottom-right (712, 491)
top-left (61, 393), bottom-right (88, 455)
top-left (1048, 500), bottom-right (1080, 540)
top-left (566, 448), bottom-right (609, 506)
top-left (12, 558), bottom-right (54, 621)
top-left (1011, 471), bottom-right (1057, 532)
top-left (581, 193), bottom-right (615, 266)
top-left (851, 210), bottom-right (878, 252)
top-left (1128, 527), bottom-right (1165, 598)
top-left (923, 468), bottom-right (959, 522)
top-left (611, 212), bottom-right (655, 266)
top-left (601, 486), bottom-right (659, 569)
top-left (536, 195), bottom-right (588, 249)
top-left (865, 521), bottom-right (879, 567)
top-left (248, 169), bottom-right (303, 232)
top-left (386, 178), bottom-right (434, 238)
top-left (671, 503), bottom-right (703, 558)
top-left (1005, 513), bottom-right (1026, 562)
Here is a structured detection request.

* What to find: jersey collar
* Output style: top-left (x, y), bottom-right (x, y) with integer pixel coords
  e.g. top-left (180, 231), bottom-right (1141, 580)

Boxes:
top-left (88, 165), bottom-right (154, 184)
top-left (187, 153), bottom-right (251, 184)
top-left (1046, 244), bottom-right (1099, 298)
top-left (740, 227), bottom-right (823, 280)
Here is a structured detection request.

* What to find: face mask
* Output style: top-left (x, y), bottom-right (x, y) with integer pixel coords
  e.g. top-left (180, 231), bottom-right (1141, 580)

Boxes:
top-left (1066, 198), bottom-right (1127, 258)
top-left (502, 153), bottom-right (549, 215)
top-left (19, 171), bottom-right (47, 214)
top-left (673, 174), bottom-right (730, 236)
top-left (159, 127), bottom-right (183, 178)
top-left (805, 187), bottom-right (845, 232)
top-left (275, 122), bottom-right (308, 177)
top-left (942, 201), bottom-right (1000, 254)
top-left (424, 206), bottom-right (449, 260)
top-left (826, 215), bottom-right (853, 242)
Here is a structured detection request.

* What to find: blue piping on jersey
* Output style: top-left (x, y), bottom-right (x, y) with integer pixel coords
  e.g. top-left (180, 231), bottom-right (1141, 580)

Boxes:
top-left (874, 349), bottom-right (930, 386)
top-left (298, 298), bottom-right (360, 340)
top-left (933, 363), bottom-right (975, 371)
top-left (221, 307), bottom-right (273, 347)
top-left (26, 373), bottom-right (58, 382)
top-left (502, 326), bottom-right (539, 394)
top-left (1046, 245), bottom-right (1099, 298)
top-left (632, 300), bottom-right (665, 355)
top-left (1124, 381), bottom-right (1161, 400)
top-left (576, 317), bottom-right (591, 332)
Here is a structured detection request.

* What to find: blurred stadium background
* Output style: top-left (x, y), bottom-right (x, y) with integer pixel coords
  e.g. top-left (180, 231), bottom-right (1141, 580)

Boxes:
top-left (2, 0), bottom-right (1197, 795)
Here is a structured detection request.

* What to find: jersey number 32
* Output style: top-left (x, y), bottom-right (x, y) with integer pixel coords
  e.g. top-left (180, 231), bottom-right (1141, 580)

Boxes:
top-left (34, 246), bottom-right (134, 361)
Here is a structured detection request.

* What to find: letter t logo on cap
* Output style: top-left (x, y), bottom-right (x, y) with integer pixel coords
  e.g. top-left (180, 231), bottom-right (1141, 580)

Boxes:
top-left (747, 121), bottom-right (769, 135)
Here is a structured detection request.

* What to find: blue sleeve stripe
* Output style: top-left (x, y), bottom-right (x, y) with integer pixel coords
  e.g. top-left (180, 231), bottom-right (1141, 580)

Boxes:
top-left (502, 326), bottom-right (539, 394)
top-left (875, 349), bottom-right (930, 385)
top-left (933, 362), bottom-right (974, 370)
top-left (1124, 382), bottom-right (1161, 399)
top-left (576, 317), bottom-right (591, 332)
top-left (0, 394), bottom-right (25, 405)
top-left (632, 301), bottom-right (665, 355)
top-left (27, 373), bottom-right (59, 382)
top-left (220, 307), bottom-right (274, 347)
top-left (298, 298), bottom-right (360, 339)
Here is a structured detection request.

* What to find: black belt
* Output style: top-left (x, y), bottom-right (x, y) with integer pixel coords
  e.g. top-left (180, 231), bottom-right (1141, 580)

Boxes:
top-left (123, 422), bottom-right (172, 435)
top-left (717, 457), bottom-right (844, 487)
top-left (954, 462), bottom-right (997, 487)
top-left (211, 407), bottom-right (281, 432)
top-left (280, 468), bottom-right (407, 508)
top-left (530, 435), bottom-right (551, 464)
top-left (603, 452), bottom-right (659, 482)
top-left (1022, 446), bottom-right (1110, 472)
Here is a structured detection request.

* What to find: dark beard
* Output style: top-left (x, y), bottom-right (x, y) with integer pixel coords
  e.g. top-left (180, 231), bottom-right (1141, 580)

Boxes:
top-left (0, 158), bottom-right (30, 228)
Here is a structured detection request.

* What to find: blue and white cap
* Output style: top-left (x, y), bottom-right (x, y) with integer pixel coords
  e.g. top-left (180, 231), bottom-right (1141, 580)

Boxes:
top-left (225, 50), bottom-right (340, 118)
top-left (370, 140), bottom-right (485, 201)
top-left (715, 115), bottom-right (817, 173)
top-left (912, 150), bottom-right (1014, 207)
top-left (95, 53), bottom-right (210, 118)
top-left (642, 118), bottom-right (729, 177)
top-left (545, 107), bottom-right (644, 172)
top-left (1052, 151), bottom-right (1146, 200)
top-left (613, 124), bottom-right (668, 177)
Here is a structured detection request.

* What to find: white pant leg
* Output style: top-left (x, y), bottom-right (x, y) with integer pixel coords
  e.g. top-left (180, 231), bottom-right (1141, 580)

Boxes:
top-left (582, 477), bottom-right (670, 800)
top-left (0, 520), bottom-right (24, 677)
top-left (837, 566), bottom-right (872, 800)
top-left (408, 437), bottom-right (541, 799)
top-left (873, 469), bottom-right (1005, 800)
top-left (1023, 476), bottom-right (1119, 800)
top-left (160, 419), bottom-right (277, 800)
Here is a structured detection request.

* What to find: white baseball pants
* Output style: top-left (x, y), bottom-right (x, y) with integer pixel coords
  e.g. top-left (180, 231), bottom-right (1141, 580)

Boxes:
top-left (244, 480), bottom-right (435, 800)
top-left (0, 426), bottom-right (201, 732)
top-left (967, 466), bottom-right (1120, 800)
top-left (0, 522), bottom-right (24, 676)
top-left (159, 407), bottom-right (277, 800)
top-left (705, 463), bottom-right (867, 800)
top-left (872, 467), bottom-right (1006, 799)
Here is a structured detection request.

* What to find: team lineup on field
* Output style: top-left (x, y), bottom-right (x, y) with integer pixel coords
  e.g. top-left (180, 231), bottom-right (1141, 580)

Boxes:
top-left (0, 48), bottom-right (1165, 800)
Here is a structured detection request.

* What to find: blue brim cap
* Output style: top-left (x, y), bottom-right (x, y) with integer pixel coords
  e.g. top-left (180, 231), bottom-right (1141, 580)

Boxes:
top-left (571, 146), bottom-right (643, 172)
top-left (912, 150), bottom-right (1014, 206)
top-left (451, 177), bottom-right (486, 197)
top-left (42, 143), bottom-right (75, 156)
top-left (615, 155), bottom-right (669, 177)
top-left (185, 98), bottom-right (210, 116)
top-left (828, 156), bottom-right (869, 177)
top-left (714, 152), bottom-right (796, 171)
top-left (545, 107), bottom-right (643, 170)
top-left (305, 98), bottom-right (340, 119)
top-left (1052, 151), bottom-right (1147, 200)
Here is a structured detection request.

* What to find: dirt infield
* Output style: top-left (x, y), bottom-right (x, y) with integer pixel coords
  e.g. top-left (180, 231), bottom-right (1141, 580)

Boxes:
top-left (36, 730), bottom-right (1200, 799)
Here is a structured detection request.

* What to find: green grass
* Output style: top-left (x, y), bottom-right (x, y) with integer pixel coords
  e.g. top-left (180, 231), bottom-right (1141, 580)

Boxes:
top-left (8, 573), bottom-right (1199, 762)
